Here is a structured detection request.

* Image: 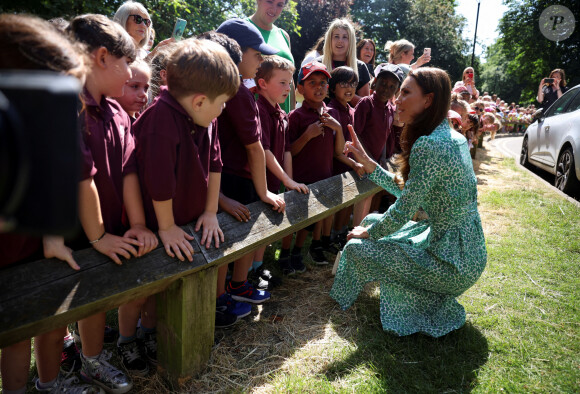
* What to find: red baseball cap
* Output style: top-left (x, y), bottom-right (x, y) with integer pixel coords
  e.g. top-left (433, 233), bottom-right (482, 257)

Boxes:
top-left (298, 61), bottom-right (331, 81)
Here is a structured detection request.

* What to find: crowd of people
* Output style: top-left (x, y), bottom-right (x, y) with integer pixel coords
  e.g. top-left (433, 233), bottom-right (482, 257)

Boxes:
top-left (5, 0), bottom-right (571, 392)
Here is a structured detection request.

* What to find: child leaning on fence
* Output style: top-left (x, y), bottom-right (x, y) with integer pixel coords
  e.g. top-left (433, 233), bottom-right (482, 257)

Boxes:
top-left (67, 13), bottom-right (159, 392)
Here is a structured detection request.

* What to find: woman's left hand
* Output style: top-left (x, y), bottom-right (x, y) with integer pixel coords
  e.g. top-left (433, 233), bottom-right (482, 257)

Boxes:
top-left (347, 226), bottom-right (370, 241)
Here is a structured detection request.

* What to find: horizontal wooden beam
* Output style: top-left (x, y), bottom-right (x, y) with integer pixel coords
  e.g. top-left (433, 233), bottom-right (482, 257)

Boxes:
top-left (0, 171), bottom-right (380, 348)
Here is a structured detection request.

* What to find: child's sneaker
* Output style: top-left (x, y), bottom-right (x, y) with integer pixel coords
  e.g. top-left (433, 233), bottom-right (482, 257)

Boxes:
top-left (278, 255), bottom-right (295, 276)
top-left (308, 246), bottom-right (329, 265)
top-left (81, 350), bottom-right (133, 394)
top-left (254, 267), bottom-right (282, 289)
top-left (321, 241), bottom-right (339, 256)
top-left (138, 329), bottom-right (157, 366)
top-left (61, 337), bottom-right (82, 373)
top-left (227, 281), bottom-right (271, 304)
top-left (216, 292), bottom-right (252, 320)
top-left (290, 253), bottom-right (306, 273)
top-left (215, 307), bottom-right (238, 329)
top-left (117, 338), bottom-right (149, 376)
top-left (36, 370), bottom-right (104, 393)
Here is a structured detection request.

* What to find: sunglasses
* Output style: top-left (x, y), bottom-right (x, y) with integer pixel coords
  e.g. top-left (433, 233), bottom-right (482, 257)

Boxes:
top-left (338, 81), bottom-right (357, 88)
top-left (130, 14), bottom-right (151, 27)
top-left (475, 106), bottom-right (484, 112)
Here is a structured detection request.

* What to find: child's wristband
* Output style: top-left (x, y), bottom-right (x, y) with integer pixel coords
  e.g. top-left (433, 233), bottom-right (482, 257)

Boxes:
top-left (89, 231), bottom-right (106, 245)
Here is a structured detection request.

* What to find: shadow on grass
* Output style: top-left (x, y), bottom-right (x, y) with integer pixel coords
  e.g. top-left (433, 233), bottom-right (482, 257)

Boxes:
top-left (325, 293), bottom-right (489, 392)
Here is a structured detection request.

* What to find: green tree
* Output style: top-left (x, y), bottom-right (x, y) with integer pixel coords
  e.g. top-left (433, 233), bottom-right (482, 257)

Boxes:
top-left (351, 0), bottom-right (470, 81)
top-left (481, 0), bottom-right (579, 104)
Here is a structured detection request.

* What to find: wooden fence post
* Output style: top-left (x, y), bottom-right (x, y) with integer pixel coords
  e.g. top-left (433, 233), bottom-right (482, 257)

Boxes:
top-left (156, 265), bottom-right (218, 386)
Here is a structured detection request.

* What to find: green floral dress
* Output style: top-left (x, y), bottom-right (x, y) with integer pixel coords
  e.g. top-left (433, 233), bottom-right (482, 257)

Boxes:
top-left (330, 120), bottom-right (487, 337)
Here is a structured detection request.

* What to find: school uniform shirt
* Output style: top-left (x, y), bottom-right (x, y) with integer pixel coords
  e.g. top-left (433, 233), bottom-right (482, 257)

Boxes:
top-left (354, 92), bottom-right (396, 162)
top-left (328, 98), bottom-right (355, 175)
top-left (133, 86), bottom-right (222, 231)
top-left (257, 94), bottom-right (290, 193)
top-left (289, 101), bottom-right (339, 184)
top-left (0, 234), bottom-right (43, 267)
top-left (218, 83), bottom-right (262, 180)
top-left (80, 89), bottom-right (136, 236)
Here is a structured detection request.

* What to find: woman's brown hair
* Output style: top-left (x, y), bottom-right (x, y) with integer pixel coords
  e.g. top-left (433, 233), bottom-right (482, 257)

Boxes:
top-left (550, 68), bottom-right (566, 87)
top-left (356, 39), bottom-right (376, 66)
top-left (394, 67), bottom-right (451, 187)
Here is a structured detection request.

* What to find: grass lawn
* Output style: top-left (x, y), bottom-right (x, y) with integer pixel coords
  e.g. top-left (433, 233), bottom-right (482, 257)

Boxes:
top-left (3, 142), bottom-right (579, 393)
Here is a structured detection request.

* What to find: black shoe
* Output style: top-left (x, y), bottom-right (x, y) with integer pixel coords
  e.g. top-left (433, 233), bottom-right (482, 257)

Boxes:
top-left (322, 242), bottom-right (339, 256)
top-left (117, 339), bottom-right (149, 377)
top-left (257, 267), bottom-right (282, 287)
top-left (278, 255), bottom-right (295, 276)
top-left (138, 330), bottom-right (157, 366)
top-left (290, 253), bottom-right (306, 273)
top-left (309, 246), bottom-right (329, 265)
top-left (215, 309), bottom-right (238, 329)
top-left (61, 338), bottom-right (81, 373)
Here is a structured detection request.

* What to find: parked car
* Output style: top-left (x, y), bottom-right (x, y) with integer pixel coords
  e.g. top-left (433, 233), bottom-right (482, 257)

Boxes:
top-left (520, 84), bottom-right (580, 194)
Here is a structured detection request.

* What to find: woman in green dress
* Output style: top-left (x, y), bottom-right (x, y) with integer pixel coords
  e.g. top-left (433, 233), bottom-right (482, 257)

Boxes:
top-left (248, 0), bottom-right (295, 112)
top-left (330, 67), bottom-right (487, 338)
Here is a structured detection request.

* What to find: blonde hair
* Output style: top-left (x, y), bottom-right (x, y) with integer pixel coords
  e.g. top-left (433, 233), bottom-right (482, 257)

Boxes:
top-left (130, 58), bottom-right (151, 79)
top-left (167, 39), bottom-right (239, 100)
top-left (113, 1), bottom-right (151, 48)
top-left (385, 39), bottom-right (414, 64)
top-left (321, 19), bottom-right (358, 79)
top-left (255, 56), bottom-right (295, 86)
top-left (462, 67), bottom-right (474, 83)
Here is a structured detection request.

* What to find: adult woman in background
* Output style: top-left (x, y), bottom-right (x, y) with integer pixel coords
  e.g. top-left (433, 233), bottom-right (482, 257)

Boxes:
top-left (357, 38), bottom-right (376, 76)
top-left (114, 0), bottom-right (173, 59)
top-left (453, 67), bottom-right (479, 103)
top-left (386, 39), bottom-right (431, 80)
top-left (317, 18), bottom-right (371, 105)
top-left (248, 0), bottom-right (295, 112)
top-left (537, 68), bottom-right (568, 110)
top-left (330, 67), bottom-right (487, 337)
top-left (301, 35), bottom-right (324, 66)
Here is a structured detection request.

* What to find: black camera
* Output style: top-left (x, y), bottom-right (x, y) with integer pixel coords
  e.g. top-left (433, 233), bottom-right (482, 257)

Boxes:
top-left (0, 71), bottom-right (81, 236)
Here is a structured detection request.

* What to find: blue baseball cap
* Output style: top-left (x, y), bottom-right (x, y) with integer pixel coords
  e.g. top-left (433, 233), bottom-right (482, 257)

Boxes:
top-left (216, 18), bottom-right (279, 55)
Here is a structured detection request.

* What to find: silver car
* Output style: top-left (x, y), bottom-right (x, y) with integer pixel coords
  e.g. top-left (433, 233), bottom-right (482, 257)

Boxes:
top-left (520, 84), bottom-right (580, 194)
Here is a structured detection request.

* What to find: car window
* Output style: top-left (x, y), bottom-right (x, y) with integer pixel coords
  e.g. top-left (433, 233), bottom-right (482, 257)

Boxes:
top-left (545, 88), bottom-right (578, 117)
top-left (564, 89), bottom-right (580, 113)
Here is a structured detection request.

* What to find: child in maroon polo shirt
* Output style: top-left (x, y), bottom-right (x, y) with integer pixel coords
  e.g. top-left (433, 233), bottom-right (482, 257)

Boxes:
top-left (134, 40), bottom-right (240, 332)
top-left (352, 63), bottom-right (403, 226)
top-left (327, 66), bottom-right (366, 249)
top-left (215, 18), bottom-right (286, 310)
top-left (68, 14), bottom-right (159, 391)
top-left (288, 62), bottom-right (354, 266)
top-left (253, 56), bottom-right (309, 277)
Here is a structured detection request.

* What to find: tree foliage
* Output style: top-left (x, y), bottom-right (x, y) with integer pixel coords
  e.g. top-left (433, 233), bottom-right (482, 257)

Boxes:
top-left (351, 0), bottom-right (470, 81)
top-left (480, 0), bottom-right (579, 104)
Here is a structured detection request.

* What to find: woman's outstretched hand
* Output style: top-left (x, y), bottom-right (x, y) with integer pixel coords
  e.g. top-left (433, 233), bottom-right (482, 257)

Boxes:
top-left (344, 124), bottom-right (377, 175)
top-left (347, 226), bottom-right (370, 241)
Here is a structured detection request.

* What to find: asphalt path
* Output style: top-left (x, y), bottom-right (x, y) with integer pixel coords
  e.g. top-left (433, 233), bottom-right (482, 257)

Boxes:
top-left (487, 133), bottom-right (579, 203)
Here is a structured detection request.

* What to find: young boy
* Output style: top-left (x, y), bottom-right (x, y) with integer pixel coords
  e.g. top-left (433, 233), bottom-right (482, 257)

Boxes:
top-left (352, 63), bottom-right (403, 226)
top-left (253, 56), bottom-right (309, 278)
top-left (133, 39), bottom-right (240, 333)
top-left (213, 18), bottom-right (286, 312)
top-left (287, 61), bottom-right (354, 266)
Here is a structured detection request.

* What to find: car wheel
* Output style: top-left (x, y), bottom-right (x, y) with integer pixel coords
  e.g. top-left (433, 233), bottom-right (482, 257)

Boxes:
top-left (520, 137), bottom-right (530, 168)
top-left (555, 146), bottom-right (579, 194)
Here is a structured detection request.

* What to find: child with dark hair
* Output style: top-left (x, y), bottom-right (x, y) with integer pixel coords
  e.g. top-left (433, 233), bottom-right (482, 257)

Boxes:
top-left (287, 62), bottom-right (353, 265)
top-left (68, 14), bottom-right (158, 390)
top-left (466, 113), bottom-right (480, 159)
top-left (327, 66), bottom-right (366, 247)
top-left (352, 63), bottom-right (403, 226)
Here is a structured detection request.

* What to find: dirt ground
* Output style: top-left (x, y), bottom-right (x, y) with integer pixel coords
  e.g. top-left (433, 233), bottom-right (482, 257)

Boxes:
top-left (131, 139), bottom-right (517, 393)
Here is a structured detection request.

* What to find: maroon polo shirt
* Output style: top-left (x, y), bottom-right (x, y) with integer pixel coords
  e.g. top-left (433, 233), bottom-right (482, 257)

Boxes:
top-left (257, 94), bottom-right (290, 193)
top-left (0, 234), bottom-right (43, 267)
top-left (218, 83), bottom-right (261, 180)
top-left (328, 98), bottom-right (355, 175)
top-left (289, 101), bottom-right (338, 184)
top-left (133, 87), bottom-right (222, 230)
top-left (353, 92), bottom-right (395, 161)
top-left (80, 89), bottom-right (136, 236)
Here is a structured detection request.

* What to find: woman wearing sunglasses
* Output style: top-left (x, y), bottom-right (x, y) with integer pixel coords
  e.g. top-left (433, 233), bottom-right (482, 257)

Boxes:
top-left (454, 67), bottom-right (479, 103)
top-left (114, 1), bottom-right (174, 60)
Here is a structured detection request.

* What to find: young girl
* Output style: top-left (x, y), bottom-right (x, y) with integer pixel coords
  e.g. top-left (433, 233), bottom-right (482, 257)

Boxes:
top-left (0, 14), bottom-right (103, 394)
top-left (465, 113), bottom-right (480, 159)
top-left (327, 66), bottom-right (365, 247)
top-left (114, 58), bottom-right (150, 122)
top-left (482, 113), bottom-right (501, 140)
top-left (67, 14), bottom-right (158, 388)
